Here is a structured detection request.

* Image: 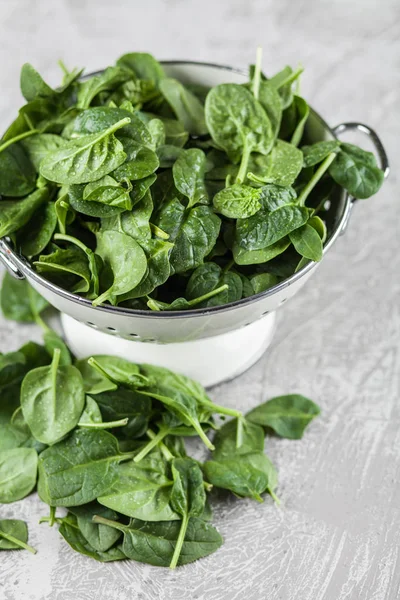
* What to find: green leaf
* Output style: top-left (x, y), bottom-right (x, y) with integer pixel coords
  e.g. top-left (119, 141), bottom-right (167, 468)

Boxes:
top-left (98, 453), bottom-right (179, 521)
top-left (74, 357), bottom-right (117, 395)
top-left (58, 513), bottom-right (126, 562)
top-left (43, 329), bottom-right (72, 366)
top-left (21, 349), bottom-right (85, 445)
top-left (68, 503), bottom-right (122, 552)
top-left (120, 239), bottom-right (173, 300)
top-left (289, 223), bottom-right (323, 261)
top-left (93, 387), bottom-right (151, 438)
top-left (290, 96), bottom-right (309, 147)
top-left (249, 273), bottom-right (279, 293)
top-left (302, 140), bottom-right (340, 167)
top-left (186, 263), bottom-right (243, 307)
top-left (40, 118), bottom-right (130, 184)
top-left (329, 142), bottom-right (384, 199)
top-left (160, 78), bottom-right (207, 136)
top-left (0, 144), bottom-right (36, 197)
top-left (257, 80), bottom-right (283, 138)
top-left (93, 229), bottom-right (147, 305)
top-left (35, 245), bottom-right (92, 293)
top-left (18, 202), bottom-right (57, 257)
top-left (0, 187), bottom-right (49, 238)
top-left (212, 418), bottom-right (265, 461)
top-left (20, 63), bottom-right (54, 102)
top-left (21, 133), bottom-right (67, 170)
top-left (0, 447), bottom-right (38, 502)
top-left (246, 394), bottom-right (320, 439)
top-left (68, 183), bottom-right (125, 218)
top-left (112, 138), bottom-right (159, 182)
top-left (93, 516), bottom-right (222, 567)
top-left (83, 175), bottom-right (133, 210)
top-left (0, 273), bottom-right (48, 322)
top-left (37, 428), bottom-right (132, 506)
top-left (117, 52), bottom-right (165, 85)
top-left (0, 519), bottom-right (36, 553)
top-left (232, 237), bottom-right (290, 266)
top-left (213, 184), bottom-right (261, 218)
top-left (172, 148), bottom-right (208, 207)
top-left (248, 140), bottom-right (303, 187)
top-left (204, 452), bottom-right (278, 502)
top-left (78, 396), bottom-right (103, 424)
top-left (77, 66), bottom-right (132, 109)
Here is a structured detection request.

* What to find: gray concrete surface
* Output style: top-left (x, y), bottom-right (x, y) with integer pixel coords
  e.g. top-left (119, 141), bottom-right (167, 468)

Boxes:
top-left (0, 1), bottom-right (399, 598)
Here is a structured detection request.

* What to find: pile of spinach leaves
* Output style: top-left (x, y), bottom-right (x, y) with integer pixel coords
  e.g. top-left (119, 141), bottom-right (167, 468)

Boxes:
top-left (0, 277), bottom-right (320, 567)
top-left (0, 52), bottom-right (384, 310)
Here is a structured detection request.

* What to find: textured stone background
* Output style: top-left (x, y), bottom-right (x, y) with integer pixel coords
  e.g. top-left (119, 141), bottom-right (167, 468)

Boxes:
top-left (1, 1), bottom-right (399, 598)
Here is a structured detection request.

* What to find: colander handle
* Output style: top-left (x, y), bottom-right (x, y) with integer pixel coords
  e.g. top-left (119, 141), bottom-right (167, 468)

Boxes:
top-left (0, 239), bottom-right (25, 280)
top-left (332, 122), bottom-right (389, 235)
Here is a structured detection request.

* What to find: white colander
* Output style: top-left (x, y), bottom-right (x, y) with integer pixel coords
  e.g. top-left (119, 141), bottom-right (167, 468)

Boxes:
top-left (0, 62), bottom-right (389, 386)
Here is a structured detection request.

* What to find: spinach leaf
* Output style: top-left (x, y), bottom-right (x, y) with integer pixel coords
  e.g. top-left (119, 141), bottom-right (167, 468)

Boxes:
top-left (204, 452), bottom-right (278, 502)
top-left (289, 96), bottom-right (309, 146)
top-left (212, 418), bottom-right (265, 461)
top-left (37, 428), bottom-right (134, 506)
top-left (68, 503), bottom-right (123, 552)
top-left (232, 237), bottom-right (290, 266)
top-left (18, 202), bottom-right (57, 257)
top-left (58, 513), bottom-right (126, 562)
top-left (42, 329), bottom-right (72, 366)
top-left (155, 199), bottom-right (220, 274)
top-left (83, 175), bottom-right (133, 209)
top-left (98, 452), bottom-right (179, 521)
top-left (21, 348), bottom-right (85, 444)
top-left (0, 447), bottom-right (38, 502)
top-left (246, 394), bottom-right (320, 439)
top-left (75, 357), bottom-right (117, 395)
top-left (329, 142), bottom-right (384, 199)
top-left (213, 184), bottom-right (261, 218)
top-left (112, 138), bottom-right (159, 182)
top-left (93, 516), bottom-right (222, 567)
top-left (236, 184), bottom-right (309, 250)
top-left (120, 239), bottom-right (173, 300)
top-left (77, 66), bottom-right (132, 109)
top-left (117, 52), bottom-right (165, 85)
top-left (20, 63), bottom-right (54, 101)
top-left (0, 144), bottom-right (37, 197)
top-left (21, 133), bottom-right (67, 170)
top-left (68, 183), bottom-right (125, 218)
top-left (0, 273), bottom-right (48, 322)
top-left (248, 140), bottom-right (303, 187)
top-left (0, 519), bottom-right (36, 554)
top-left (257, 80), bottom-right (283, 138)
top-left (93, 229), bottom-right (147, 305)
top-left (172, 149), bottom-right (208, 207)
top-left (160, 78), bottom-right (207, 136)
top-left (302, 140), bottom-right (340, 167)
top-left (87, 355), bottom-right (149, 389)
top-left (93, 387), bottom-right (151, 438)
top-left (249, 273), bottom-right (279, 293)
top-left (78, 396), bottom-right (103, 425)
top-left (40, 118), bottom-right (130, 184)
top-left (0, 187), bottom-right (49, 238)
top-left (289, 223), bottom-right (323, 261)
top-left (186, 263), bottom-right (243, 307)
top-left (34, 245), bottom-right (92, 294)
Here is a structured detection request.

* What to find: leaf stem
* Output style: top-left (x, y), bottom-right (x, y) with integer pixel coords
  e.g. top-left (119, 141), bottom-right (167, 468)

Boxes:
top-left (92, 515), bottom-right (126, 533)
top-left (274, 66), bottom-right (304, 90)
top-left (188, 284), bottom-right (228, 307)
top-left (268, 487), bottom-right (281, 505)
top-left (146, 428), bottom-right (174, 461)
top-left (49, 506), bottom-right (56, 527)
top-left (236, 142), bottom-right (252, 184)
top-left (150, 223), bottom-right (170, 240)
top-left (0, 531), bottom-right (37, 554)
top-left (251, 46), bottom-right (263, 100)
top-left (170, 513), bottom-right (189, 569)
top-left (236, 417), bottom-right (244, 449)
top-left (78, 418), bottom-right (129, 429)
top-left (297, 152), bottom-right (337, 206)
top-left (134, 427), bottom-right (169, 463)
top-left (0, 129), bottom-right (39, 154)
top-left (198, 399), bottom-right (242, 419)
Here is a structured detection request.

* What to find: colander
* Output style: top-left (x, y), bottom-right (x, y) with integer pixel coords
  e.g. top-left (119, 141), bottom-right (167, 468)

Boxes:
top-left (0, 61), bottom-right (389, 386)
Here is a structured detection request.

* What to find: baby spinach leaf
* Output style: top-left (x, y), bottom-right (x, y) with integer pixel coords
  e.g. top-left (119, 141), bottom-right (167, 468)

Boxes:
top-left (0, 447), bottom-right (38, 502)
top-left (121, 239), bottom-right (173, 300)
top-left (93, 516), bottom-right (222, 567)
top-left (0, 144), bottom-right (36, 197)
top-left (302, 140), bottom-right (340, 167)
top-left (0, 187), bottom-right (49, 238)
top-left (232, 236), bottom-right (290, 266)
top-left (75, 357), bottom-right (117, 395)
top-left (68, 183), bottom-right (125, 218)
top-left (160, 78), bottom-right (207, 136)
top-left (35, 245), bottom-right (92, 294)
top-left (329, 142), bottom-right (384, 199)
top-left (205, 83), bottom-right (273, 182)
top-left (37, 428), bottom-right (134, 506)
top-left (20, 63), bottom-right (54, 102)
top-left (42, 329), bottom-right (72, 366)
top-left (0, 423), bottom-right (31, 451)
top-left (98, 453), bottom-right (179, 521)
top-left (21, 133), bottom-right (67, 170)
top-left (186, 263), bottom-right (243, 307)
top-left (289, 96), bottom-right (309, 146)
top-left (58, 513), bottom-right (126, 562)
top-left (93, 387), bottom-right (151, 438)
top-left (289, 223), bottom-right (323, 261)
top-left (78, 396), bottom-right (103, 424)
top-left (87, 356), bottom-right (149, 389)
top-left (21, 348), bottom-right (85, 444)
top-left (18, 202), bottom-right (57, 257)
top-left (308, 215), bottom-right (327, 243)
top-left (172, 148), bottom-right (208, 207)
top-left (156, 199), bottom-right (220, 274)
top-left (249, 273), bottom-right (279, 293)
top-left (68, 503), bottom-right (122, 552)
top-left (102, 190), bottom-right (153, 243)
top-left (246, 394), bottom-right (320, 439)
top-left (204, 452), bottom-right (278, 502)
top-left (257, 80), bottom-right (283, 138)
top-left (248, 140), bottom-right (303, 187)
top-left (40, 118), bottom-right (130, 184)
top-left (213, 184), bottom-right (261, 218)
top-left (0, 273), bottom-right (48, 322)
top-left (236, 184), bottom-right (309, 250)
top-left (83, 175), bottom-right (133, 210)
top-left (117, 52), bottom-right (165, 85)
top-left (0, 519), bottom-right (36, 553)
top-left (77, 66), bottom-right (132, 109)
top-left (112, 138), bottom-right (159, 182)
top-left (64, 106), bottom-right (149, 145)
top-left (130, 174), bottom-right (157, 206)
top-left (93, 229), bottom-right (147, 305)
top-left (212, 418), bottom-right (265, 461)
